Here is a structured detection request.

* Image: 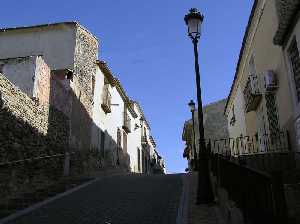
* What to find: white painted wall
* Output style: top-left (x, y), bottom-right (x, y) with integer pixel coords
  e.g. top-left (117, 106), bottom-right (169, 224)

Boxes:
top-left (0, 55), bottom-right (49, 100)
top-left (91, 67), bottom-right (162, 173)
top-left (0, 24), bottom-right (76, 70)
top-left (128, 103), bottom-right (144, 173)
top-left (91, 66), bottom-right (124, 152)
top-left (0, 56), bottom-right (36, 97)
top-left (91, 66), bottom-right (106, 150)
top-left (227, 86), bottom-right (247, 138)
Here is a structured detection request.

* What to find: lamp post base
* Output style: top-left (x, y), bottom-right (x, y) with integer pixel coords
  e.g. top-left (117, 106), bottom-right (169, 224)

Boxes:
top-left (196, 155), bottom-right (214, 205)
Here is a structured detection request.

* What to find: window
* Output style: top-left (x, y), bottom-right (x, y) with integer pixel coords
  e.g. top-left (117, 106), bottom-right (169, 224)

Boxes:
top-left (230, 105), bottom-right (236, 126)
top-left (249, 55), bottom-right (256, 76)
top-left (100, 130), bottom-right (105, 156)
top-left (137, 148), bottom-right (141, 172)
top-left (265, 94), bottom-right (280, 136)
top-left (123, 132), bottom-right (127, 153)
top-left (117, 128), bottom-right (121, 148)
top-left (288, 38), bottom-right (300, 102)
top-left (91, 75), bottom-right (95, 97)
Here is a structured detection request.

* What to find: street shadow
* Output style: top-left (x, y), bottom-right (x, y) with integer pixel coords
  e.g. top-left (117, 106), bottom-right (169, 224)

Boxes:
top-left (0, 70), bottom-right (131, 201)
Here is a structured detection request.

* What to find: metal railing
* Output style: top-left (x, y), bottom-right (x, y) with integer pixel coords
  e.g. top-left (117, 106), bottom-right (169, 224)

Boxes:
top-left (210, 131), bottom-right (290, 157)
top-left (210, 151), bottom-right (288, 224)
top-left (101, 84), bottom-right (112, 113)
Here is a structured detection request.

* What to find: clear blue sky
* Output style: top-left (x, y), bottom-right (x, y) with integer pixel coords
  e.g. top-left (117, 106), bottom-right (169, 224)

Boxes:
top-left (0, 0), bottom-right (253, 173)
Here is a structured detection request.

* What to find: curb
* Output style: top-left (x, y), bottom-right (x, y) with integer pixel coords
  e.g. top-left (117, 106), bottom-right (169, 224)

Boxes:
top-left (0, 172), bottom-right (125, 224)
top-left (176, 173), bottom-right (189, 224)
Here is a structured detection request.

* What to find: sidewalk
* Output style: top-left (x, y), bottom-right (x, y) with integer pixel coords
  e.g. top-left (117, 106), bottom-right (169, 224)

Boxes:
top-left (185, 173), bottom-right (225, 224)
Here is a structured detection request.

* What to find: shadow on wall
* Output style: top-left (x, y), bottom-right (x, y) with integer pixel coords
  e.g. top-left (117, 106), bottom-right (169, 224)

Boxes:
top-left (49, 70), bottom-right (132, 173)
top-left (0, 78), bottom-right (68, 200)
top-left (0, 72), bottom-right (131, 200)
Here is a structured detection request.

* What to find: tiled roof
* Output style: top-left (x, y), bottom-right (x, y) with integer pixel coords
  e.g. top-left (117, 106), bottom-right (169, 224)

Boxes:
top-left (96, 60), bottom-right (115, 86)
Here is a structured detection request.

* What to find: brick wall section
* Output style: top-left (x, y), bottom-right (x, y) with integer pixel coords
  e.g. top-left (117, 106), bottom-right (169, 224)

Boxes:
top-left (34, 56), bottom-right (51, 105)
top-left (0, 73), bottom-right (69, 198)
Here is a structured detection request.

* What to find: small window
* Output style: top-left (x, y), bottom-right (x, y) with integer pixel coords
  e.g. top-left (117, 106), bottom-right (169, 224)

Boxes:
top-left (249, 55), bottom-right (256, 76)
top-left (91, 75), bottom-right (96, 97)
top-left (123, 132), bottom-right (127, 153)
top-left (288, 38), bottom-right (300, 102)
top-left (230, 105), bottom-right (236, 126)
top-left (117, 128), bottom-right (121, 148)
top-left (137, 148), bottom-right (141, 172)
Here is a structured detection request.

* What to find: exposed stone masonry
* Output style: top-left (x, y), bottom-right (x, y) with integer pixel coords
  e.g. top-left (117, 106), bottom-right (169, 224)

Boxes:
top-left (68, 25), bottom-right (98, 149)
top-left (74, 25), bottom-right (98, 117)
top-left (0, 73), bottom-right (69, 199)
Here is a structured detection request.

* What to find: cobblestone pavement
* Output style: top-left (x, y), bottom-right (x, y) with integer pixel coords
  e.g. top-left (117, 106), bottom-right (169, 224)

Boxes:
top-left (6, 174), bottom-right (183, 224)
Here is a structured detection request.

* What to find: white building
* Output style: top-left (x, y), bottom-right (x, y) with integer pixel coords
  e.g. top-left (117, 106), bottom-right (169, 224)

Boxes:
top-left (91, 61), bottom-right (163, 173)
top-left (0, 21), bottom-right (165, 174)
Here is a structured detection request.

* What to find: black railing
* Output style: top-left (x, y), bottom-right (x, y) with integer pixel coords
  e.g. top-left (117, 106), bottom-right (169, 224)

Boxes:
top-left (210, 152), bottom-right (287, 224)
top-left (210, 131), bottom-right (290, 156)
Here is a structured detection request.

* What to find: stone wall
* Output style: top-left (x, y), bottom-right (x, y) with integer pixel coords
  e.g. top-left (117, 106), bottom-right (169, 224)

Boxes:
top-left (0, 73), bottom-right (69, 199)
top-left (69, 25), bottom-right (98, 149)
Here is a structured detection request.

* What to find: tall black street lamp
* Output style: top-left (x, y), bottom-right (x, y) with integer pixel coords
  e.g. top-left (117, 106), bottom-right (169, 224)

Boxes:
top-left (184, 8), bottom-right (214, 204)
top-left (188, 100), bottom-right (197, 171)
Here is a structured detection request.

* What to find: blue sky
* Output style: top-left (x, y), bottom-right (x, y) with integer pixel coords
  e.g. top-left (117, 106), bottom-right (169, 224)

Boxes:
top-left (0, 0), bottom-right (253, 173)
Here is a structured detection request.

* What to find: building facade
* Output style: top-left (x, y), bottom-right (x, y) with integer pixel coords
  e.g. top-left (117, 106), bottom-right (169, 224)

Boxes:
top-left (224, 0), bottom-right (300, 168)
top-left (0, 22), bottom-right (165, 175)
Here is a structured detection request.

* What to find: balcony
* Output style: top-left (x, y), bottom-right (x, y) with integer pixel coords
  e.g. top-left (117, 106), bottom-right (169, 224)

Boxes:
top-left (141, 135), bottom-right (148, 146)
top-left (101, 84), bottom-right (112, 113)
top-left (122, 112), bottom-right (131, 133)
top-left (243, 75), bottom-right (262, 112)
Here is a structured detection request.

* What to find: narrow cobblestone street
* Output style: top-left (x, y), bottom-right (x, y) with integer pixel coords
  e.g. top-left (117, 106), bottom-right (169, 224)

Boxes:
top-left (5, 174), bottom-right (183, 224)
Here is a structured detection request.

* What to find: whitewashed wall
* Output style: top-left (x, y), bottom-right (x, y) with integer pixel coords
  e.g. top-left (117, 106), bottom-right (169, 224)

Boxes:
top-left (227, 86), bottom-right (247, 139)
top-left (0, 24), bottom-right (76, 71)
top-left (0, 56), bottom-right (37, 97)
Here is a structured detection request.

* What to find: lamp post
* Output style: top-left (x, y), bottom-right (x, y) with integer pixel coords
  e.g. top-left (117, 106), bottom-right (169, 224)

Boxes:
top-left (184, 8), bottom-right (214, 204)
top-left (188, 100), bottom-right (197, 171)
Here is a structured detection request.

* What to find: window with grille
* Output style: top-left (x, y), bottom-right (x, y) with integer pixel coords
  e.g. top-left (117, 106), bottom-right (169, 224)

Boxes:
top-left (288, 38), bottom-right (300, 102)
top-left (249, 55), bottom-right (256, 76)
top-left (91, 75), bottom-right (95, 97)
top-left (117, 128), bottom-right (121, 148)
top-left (265, 94), bottom-right (280, 136)
top-left (137, 148), bottom-right (141, 172)
top-left (123, 132), bottom-right (127, 153)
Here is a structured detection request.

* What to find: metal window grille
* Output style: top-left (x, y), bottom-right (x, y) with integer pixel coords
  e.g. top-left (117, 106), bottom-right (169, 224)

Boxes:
top-left (137, 148), bottom-right (141, 171)
top-left (265, 94), bottom-right (280, 137)
top-left (288, 38), bottom-right (300, 102)
top-left (117, 128), bottom-right (121, 148)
